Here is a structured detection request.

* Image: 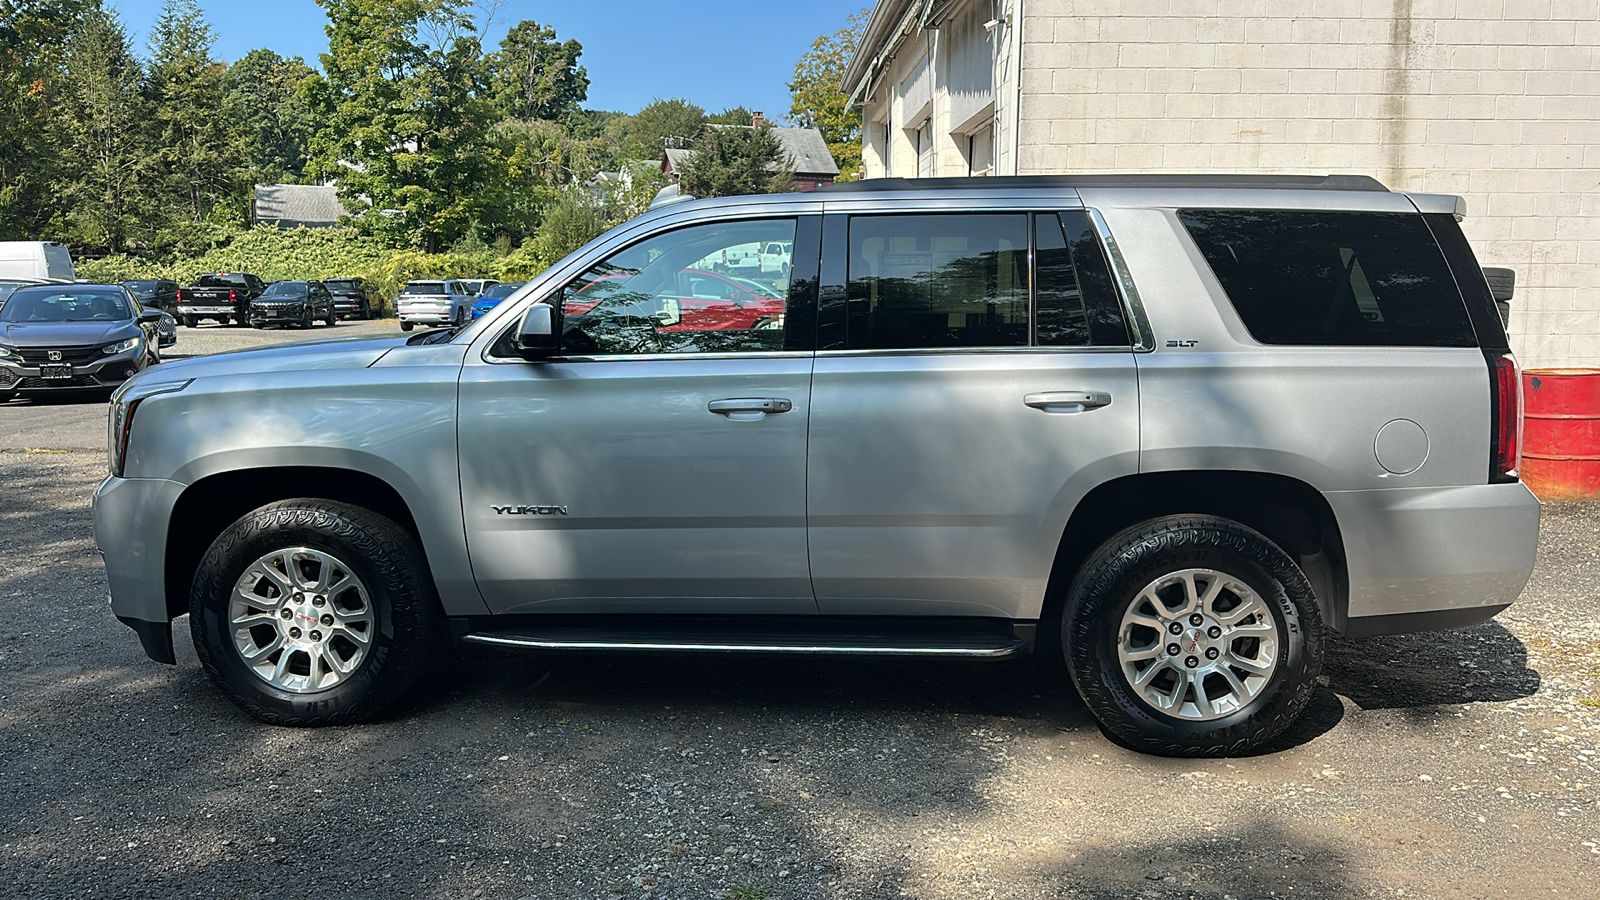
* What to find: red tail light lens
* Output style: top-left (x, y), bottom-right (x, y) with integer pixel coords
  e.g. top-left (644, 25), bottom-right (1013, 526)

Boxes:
top-left (229, 289), bottom-right (238, 302)
top-left (1491, 352), bottom-right (1522, 483)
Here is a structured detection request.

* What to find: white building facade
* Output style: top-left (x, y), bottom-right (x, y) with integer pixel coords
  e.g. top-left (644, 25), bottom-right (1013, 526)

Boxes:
top-left (843, 0), bottom-right (1600, 368)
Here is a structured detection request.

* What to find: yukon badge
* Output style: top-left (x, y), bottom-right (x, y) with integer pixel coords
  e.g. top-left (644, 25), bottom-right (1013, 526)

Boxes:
top-left (491, 504), bottom-right (569, 516)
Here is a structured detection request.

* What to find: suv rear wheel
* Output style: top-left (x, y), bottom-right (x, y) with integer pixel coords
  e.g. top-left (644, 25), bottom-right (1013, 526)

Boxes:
top-left (189, 499), bottom-right (443, 725)
top-left (1062, 515), bottom-right (1324, 757)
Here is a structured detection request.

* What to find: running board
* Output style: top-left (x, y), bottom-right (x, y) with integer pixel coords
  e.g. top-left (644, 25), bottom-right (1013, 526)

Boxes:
top-left (457, 615), bottom-right (1034, 659)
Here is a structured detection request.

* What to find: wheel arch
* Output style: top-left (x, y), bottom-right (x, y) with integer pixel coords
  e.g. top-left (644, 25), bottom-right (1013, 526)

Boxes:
top-left (1041, 470), bottom-right (1349, 638)
top-left (163, 466), bottom-right (427, 622)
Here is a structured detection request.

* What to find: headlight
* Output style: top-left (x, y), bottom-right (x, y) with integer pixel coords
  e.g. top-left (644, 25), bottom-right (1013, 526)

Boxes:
top-left (108, 379), bottom-right (191, 477)
top-left (0, 344), bottom-right (18, 363)
top-left (102, 336), bottom-right (142, 355)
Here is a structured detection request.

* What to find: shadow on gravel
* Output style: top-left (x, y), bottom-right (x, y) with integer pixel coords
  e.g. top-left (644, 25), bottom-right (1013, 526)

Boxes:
top-left (1031, 821), bottom-right (1361, 899)
top-left (1324, 621), bottom-right (1539, 714)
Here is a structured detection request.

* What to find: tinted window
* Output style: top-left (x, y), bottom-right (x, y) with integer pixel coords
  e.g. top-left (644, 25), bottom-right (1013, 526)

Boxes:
top-left (555, 218), bottom-right (796, 356)
top-left (402, 282), bottom-right (446, 294)
top-left (196, 274), bottom-right (248, 288)
top-left (1179, 209), bottom-right (1476, 347)
top-left (261, 281), bottom-right (309, 296)
top-left (1034, 214), bottom-right (1088, 346)
top-left (846, 214), bottom-right (1029, 349)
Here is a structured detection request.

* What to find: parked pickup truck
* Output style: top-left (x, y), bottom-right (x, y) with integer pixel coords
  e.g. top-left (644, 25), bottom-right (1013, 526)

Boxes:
top-left (177, 272), bottom-right (267, 327)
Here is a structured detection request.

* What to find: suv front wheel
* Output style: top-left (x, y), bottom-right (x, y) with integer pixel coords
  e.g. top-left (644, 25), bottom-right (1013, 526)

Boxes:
top-left (189, 499), bottom-right (443, 726)
top-left (1062, 515), bottom-right (1324, 757)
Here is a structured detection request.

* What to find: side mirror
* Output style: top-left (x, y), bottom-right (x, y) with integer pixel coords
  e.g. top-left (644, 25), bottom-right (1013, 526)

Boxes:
top-left (656, 296), bottom-right (682, 328)
top-left (138, 310), bottom-right (164, 323)
top-left (516, 303), bottom-right (561, 359)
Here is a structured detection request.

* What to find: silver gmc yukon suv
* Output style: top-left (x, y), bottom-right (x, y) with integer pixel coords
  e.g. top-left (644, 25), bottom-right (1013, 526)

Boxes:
top-left (93, 175), bottom-right (1540, 756)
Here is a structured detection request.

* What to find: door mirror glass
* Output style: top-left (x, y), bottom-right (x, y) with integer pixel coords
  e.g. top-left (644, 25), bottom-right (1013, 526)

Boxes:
top-left (516, 303), bottom-right (560, 359)
top-left (656, 296), bottom-right (681, 327)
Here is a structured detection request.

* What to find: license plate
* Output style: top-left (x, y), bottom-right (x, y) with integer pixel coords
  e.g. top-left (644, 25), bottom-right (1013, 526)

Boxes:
top-left (40, 364), bottom-right (73, 380)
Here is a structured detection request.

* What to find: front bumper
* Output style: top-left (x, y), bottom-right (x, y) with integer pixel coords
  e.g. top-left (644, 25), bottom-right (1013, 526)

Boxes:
top-left (1329, 481), bottom-right (1541, 634)
top-left (0, 349), bottom-right (145, 393)
top-left (250, 304), bottom-right (309, 324)
top-left (94, 474), bottom-right (187, 662)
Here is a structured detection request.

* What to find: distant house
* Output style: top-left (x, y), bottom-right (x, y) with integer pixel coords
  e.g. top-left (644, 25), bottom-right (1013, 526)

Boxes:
top-left (661, 113), bottom-right (840, 191)
top-left (251, 184), bottom-right (347, 229)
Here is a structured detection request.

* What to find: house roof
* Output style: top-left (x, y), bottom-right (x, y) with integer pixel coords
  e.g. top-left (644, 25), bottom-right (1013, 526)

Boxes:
top-left (662, 127), bottom-right (841, 178)
top-left (253, 184), bottom-right (347, 228)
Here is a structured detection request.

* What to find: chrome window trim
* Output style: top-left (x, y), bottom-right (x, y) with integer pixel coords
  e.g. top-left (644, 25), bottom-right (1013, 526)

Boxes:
top-left (816, 345), bottom-right (1135, 358)
top-left (1087, 207), bottom-right (1155, 352)
top-left (482, 348), bottom-right (814, 366)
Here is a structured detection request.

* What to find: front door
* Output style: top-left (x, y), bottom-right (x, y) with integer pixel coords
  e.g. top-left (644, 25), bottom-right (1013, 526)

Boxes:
top-left (458, 217), bottom-right (817, 615)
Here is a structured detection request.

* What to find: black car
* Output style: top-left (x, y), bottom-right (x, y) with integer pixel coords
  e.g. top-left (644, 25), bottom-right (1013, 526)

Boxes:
top-left (249, 280), bottom-right (336, 328)
top-left (121, 279), bottom-right (179, 313)
top-left (0, 283), bottom-right (163, 400)
top-left (323, 277), bottom-right (377, 319)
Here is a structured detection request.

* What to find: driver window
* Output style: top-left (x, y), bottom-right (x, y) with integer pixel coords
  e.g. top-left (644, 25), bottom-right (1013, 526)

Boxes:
top-left (559, 218), bottom-right (796, 356)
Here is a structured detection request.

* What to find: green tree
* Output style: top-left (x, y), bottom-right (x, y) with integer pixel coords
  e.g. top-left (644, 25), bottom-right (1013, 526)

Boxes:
top-left (55, 6), bottom-right (153, 253)
top-left (147, 0), bottom-right (245, 238)
top-left (788, 9), bottom-right (870, 180)
top-left (488, 19), bottom-right (587, 122)
top-left (530, 184), bottom-right (608, 267)
top-left (0, 0), bottom-right (93, 240)
top-left (706, 106), bottom-right (756, 126)
top-left (225, 49), bottom-right (318, 184)
top-left (676, 124), bottom-right (792, 199)
top-left (306, 0), bottom-right (504, 251)
top-left (617, 98), bottom-right (706, 159)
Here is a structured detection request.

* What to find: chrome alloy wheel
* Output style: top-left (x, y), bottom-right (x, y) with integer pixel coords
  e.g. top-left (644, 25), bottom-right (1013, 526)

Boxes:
top-left (228, 547), bottom-right (375, 693)
top-left (1115, 568), bottom-right (1280, 721)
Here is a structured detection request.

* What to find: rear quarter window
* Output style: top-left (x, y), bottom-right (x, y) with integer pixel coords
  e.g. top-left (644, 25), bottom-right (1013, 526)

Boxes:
top-left (1178, 209), bottom-right (1477, 347)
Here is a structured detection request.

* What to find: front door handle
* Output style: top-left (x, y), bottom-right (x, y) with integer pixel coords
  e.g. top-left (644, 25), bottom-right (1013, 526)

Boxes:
top-left (1024, 391), bottom-right (1112, 413)
top-left (709, 398), bottom-right (793, 421)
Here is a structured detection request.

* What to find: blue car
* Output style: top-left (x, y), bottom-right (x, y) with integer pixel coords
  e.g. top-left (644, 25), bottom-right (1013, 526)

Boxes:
top-left (470, 282), bottom-right (524, 320)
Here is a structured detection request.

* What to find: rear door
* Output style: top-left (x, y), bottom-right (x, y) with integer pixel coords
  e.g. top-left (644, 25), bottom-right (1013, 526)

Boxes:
top-left (458, 215), bottom-right (821, 615)
top-left (806, 208), bottom-right (1142, 620)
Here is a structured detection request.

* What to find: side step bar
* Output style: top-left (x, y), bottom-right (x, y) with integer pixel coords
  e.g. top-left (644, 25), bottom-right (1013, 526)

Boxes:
top-left (456, 615), bottom-right (1035, 659)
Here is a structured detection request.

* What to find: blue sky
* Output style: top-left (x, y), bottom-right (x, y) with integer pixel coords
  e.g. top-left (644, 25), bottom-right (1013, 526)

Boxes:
top-left (112, 1), bottom-right (870, 121)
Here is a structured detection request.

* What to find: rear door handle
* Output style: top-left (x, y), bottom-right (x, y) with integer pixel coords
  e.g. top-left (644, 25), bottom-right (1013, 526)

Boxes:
top-left (1024, 391), bottom-right (1112, 413)
top-left (709, 398), bottom-right (793, 421)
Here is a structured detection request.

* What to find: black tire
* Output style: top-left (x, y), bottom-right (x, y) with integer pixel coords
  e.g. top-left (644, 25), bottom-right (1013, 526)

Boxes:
top-left (325, 307), bottom-right (337, 326)
top-left (181, 315), bottom-right (195, 328)
top-left (189, 499), bottom-right (444, 726)
top-left (1061, 515), bottom-right (1324, 757)
top-left (399, 321), bottom-right (414, 332)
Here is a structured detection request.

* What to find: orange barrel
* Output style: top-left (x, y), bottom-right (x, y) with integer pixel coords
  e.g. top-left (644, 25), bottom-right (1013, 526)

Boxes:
top-left (1521, 368), bottom-right (1600, 501)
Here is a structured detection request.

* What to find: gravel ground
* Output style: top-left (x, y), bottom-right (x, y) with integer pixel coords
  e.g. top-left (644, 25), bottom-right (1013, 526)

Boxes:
top-left (1, 397), bottom-right (1597, 899)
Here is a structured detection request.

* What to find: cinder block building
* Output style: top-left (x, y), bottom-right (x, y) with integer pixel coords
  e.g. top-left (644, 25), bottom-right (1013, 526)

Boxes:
top-left (842, 0), bottom-right (1600, 367)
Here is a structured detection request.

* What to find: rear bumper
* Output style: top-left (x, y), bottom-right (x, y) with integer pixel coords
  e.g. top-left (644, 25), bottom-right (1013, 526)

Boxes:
top-left (178, 305), bottom-right (238, 316)
top-left (94, 474), bottom-right (186, 661)
top-left (1327, 481), bottom-right (1540, 632)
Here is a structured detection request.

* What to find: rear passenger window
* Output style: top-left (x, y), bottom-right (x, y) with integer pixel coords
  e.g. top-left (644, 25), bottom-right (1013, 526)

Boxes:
top-left (846, 214), bottom-right (1030, 349)
top-left (1179, 209), bottom-right (1476, 347)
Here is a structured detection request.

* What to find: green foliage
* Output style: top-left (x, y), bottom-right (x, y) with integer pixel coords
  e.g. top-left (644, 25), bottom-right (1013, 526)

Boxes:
top-left (55, 6), bottom-right (154, 254)
top-left (616, 98), bottom-right (706, 159)
top-left (601, 161), bottom-right (670, 224)
top-left (225, 49), bottom-right (318, 184)
top-left (488, 19), bottom-right (587, 122)
top-left (306, 0), bottom-right (504, 252)
top-left (706, 106), bottom-right (756, 126)
top-left (789, 9), bottom-right (871, 181)
top-left (677, 125), bottom-right (792, 199)
top-left (529, 186), bottom-right (610, 269)
top-left (147, 0), bottom-right (245, 236)
top-left (0, 0), bottom-right (94, 240)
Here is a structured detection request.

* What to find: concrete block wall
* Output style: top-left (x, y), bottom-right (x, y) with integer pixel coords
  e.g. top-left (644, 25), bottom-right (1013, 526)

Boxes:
top-left (1018, 0), bottom-right (1600, 368)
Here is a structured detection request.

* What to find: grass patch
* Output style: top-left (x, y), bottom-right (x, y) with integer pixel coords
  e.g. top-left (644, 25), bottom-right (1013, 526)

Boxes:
top-left (725, 886), bottom-right (772, 900)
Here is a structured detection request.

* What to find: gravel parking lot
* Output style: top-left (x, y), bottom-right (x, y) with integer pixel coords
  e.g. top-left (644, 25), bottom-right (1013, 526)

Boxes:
top-left (1, 331), bottom-right (1597, 898)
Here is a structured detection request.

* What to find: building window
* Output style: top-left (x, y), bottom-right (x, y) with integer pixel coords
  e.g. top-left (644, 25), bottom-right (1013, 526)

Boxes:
top-left (965, 124), bottom-right (994, 177)
top-left (915, 120), bottom-right (933, 177)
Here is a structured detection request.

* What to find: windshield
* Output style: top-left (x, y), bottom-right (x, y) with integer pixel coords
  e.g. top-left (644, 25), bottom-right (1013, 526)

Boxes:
top-left (196, 274), bottom-right (248, 288)
top-left (123, 280), bottom-right (159, 292)
top-left (0, 287), bottom-right (132, 322)
top-left (401, 282), bottom-right (446, 295)
top-left (325, 279), bottom-right (359, 291)
top-left (0, 283), bottom-right (27, 308)
top-left (261, 281), bottom-right (309, 296)
top-left (481, 283), bottom-right (523, 299)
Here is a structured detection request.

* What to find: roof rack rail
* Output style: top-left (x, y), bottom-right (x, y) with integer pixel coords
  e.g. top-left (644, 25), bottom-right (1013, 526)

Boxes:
top-left (813, 174), bottom-right (1390, 193)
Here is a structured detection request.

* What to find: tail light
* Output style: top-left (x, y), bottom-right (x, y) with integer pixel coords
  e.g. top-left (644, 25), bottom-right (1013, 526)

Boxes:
top-left (1489, 352), bottom-right (1522, 483)
top-left (229, 289), bottom-right (238, 302)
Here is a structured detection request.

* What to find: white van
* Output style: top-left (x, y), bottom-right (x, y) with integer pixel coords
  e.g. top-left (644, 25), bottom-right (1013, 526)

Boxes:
top-left (0, 241), bottom-right (75, 281)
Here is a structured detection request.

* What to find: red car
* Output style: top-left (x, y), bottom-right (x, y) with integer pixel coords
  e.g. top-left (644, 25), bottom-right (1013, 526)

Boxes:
top-left (564, 269), bottom-right (784, 332)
